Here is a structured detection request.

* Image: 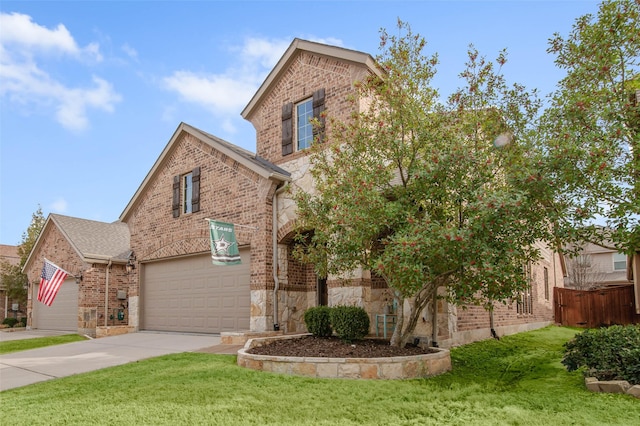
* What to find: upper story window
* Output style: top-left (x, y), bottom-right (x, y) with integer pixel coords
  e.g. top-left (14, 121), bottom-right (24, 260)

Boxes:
top-left (281, 88), bottom-right (325, 156)
top-left (172, 167), bottom-right (200, 218)
top-left (296, 98), bottom-right (314, 150)
top-left (613, 253), bottom-right (627, 271)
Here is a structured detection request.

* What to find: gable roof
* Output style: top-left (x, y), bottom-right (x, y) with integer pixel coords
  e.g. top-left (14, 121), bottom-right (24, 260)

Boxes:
top-left (241, 38), bottom-right (381, 120)
top-left (24, 214), bottom-right (131, 273)
top-left (120, 122), bottom-right (290, 221)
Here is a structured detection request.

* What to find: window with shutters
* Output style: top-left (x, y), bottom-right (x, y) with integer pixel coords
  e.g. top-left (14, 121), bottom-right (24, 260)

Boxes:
top-left (282, 88), bottom-right (325, 156)
top-left (172, 167), bottom-right (200, 218)
top-left (296, 98), bottom-right (314, 150)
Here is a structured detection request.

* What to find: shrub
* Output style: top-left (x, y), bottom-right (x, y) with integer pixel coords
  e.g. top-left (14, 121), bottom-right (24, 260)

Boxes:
top-left (2, 318), bottom-right (18, 328)
top-left (303, 306), bottom-right (333, 337)
top-left (20, 317), bottom-right (27, 327)
top-left (562, 324), bottom-right (640, 385)
top-left (329, 305), bottom-right (370, 342)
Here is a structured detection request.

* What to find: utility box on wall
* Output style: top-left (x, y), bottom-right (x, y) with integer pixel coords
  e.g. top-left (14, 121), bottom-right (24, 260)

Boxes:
top-left (117, 290), bottom-right (127, 300)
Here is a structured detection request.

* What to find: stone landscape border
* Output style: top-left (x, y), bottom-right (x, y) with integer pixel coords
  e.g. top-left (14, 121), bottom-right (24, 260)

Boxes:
top-left (236, 333), bottom-right (452, 379)
top-left (585, 377), bottom-right (640, 399)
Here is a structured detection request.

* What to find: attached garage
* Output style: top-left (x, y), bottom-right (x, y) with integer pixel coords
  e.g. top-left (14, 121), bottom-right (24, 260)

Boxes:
top-left (32, 278), bottom-right (78, 331)
top-left (141, 248), bottom-right (250, 333)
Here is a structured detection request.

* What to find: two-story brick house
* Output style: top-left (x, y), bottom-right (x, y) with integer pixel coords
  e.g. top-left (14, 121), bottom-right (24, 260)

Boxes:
top-left (25, 39), bottom-right (564, 346)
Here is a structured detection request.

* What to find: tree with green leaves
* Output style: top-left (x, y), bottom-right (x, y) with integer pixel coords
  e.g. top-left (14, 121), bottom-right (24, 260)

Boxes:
top-left (0, 207), bottom-right (46, 310)
top-left (540, 0), bottom-right (639, 254)
top-left (293, 21), bottom-right (554, 347)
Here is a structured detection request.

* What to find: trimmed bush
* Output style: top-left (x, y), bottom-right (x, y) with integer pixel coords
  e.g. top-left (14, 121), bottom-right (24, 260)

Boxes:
top-left (2, 318), bottom-right (18, 328)
top-left (329, 305), bottom-right (370, 342)
top-left (303, 306), bottom-right (333, 337)
top-left (562, 324), bottom-right (640, 385)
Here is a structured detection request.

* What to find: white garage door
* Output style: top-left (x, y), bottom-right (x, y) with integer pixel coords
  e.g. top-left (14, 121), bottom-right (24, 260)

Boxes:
top-left (32, 278), bottom-right (78, 331)
top-left (142, 249), bottom-right (250, 333)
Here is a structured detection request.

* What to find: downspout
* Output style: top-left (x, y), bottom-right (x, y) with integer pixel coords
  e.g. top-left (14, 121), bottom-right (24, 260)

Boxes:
top-left (272, 183), bottom-right (286, 331)
top-left (105, 259), bottom-right (112, 327)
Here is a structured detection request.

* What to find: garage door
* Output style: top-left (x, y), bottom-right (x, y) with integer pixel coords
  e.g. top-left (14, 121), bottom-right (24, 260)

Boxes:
top-left (32, 278), bottom-right (78, 331)
top-left (142, 249), bottom-right (250, 333)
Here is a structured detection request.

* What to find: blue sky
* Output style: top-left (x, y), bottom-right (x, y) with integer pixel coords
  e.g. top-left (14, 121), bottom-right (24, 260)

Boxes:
top-left (0, 0), bottom-right (600, 245)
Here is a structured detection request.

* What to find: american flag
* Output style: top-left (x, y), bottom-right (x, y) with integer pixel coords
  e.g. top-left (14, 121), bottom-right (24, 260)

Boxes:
top-left (38, 259), bottom-right (69, 306)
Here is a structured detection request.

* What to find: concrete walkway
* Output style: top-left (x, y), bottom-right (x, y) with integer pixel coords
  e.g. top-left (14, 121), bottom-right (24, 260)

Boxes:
top-left (0, 330), bottom-right (242, 391)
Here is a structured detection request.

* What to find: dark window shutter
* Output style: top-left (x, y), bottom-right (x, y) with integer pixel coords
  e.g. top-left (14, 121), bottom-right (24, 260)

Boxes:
top-left (191, 166), bottom-right (200, 213)
top-left (172, 175), bottom-right (180, 218)
top-left (312, 88), bottom-right (326, 142)
top-left (282, 102), bottom-right (293, 156)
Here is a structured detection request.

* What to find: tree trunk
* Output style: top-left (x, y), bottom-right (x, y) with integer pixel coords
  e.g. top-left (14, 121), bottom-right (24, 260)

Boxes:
top-left (389, 285), bottom-right (436, 348)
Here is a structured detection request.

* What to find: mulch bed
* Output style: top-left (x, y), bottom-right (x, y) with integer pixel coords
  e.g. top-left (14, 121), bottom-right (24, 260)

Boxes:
top-left (246, 335), bottom-right (435, 358)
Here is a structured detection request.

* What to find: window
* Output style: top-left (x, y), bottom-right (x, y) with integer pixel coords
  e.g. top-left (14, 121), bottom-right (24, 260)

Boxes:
top-left (183, 172), bottom-right (193, 214)
top-left (172, 167), bottom-right (200, 218)
top-left (517, 263), bottom-right (533, 315)
top-left (281, 88), bottom-right (325, 156)
top-left (296, 98), bottom-right (314, 150)
top-left (613, 253), bottom-right (627, 271)
top-left (544, 267), bottom-right (549, 300)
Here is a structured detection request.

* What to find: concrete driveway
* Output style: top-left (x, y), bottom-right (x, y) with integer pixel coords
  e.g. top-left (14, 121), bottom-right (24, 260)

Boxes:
top-left (0, 330), bottom-right (225, 391)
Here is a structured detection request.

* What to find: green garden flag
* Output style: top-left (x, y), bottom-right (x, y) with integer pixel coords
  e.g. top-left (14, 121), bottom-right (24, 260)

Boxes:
top-left (209, 220), bottom-right (241, 265)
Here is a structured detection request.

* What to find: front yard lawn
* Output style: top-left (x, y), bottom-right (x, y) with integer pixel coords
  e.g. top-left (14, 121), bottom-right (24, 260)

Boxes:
top-left (0, 334), bottom-right (87, 354)
top-left (1, 326), bottom-right (637, 425)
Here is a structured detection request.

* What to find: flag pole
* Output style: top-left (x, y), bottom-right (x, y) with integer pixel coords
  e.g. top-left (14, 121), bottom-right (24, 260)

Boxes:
top-left (204, 218), bottom-right (259, 231)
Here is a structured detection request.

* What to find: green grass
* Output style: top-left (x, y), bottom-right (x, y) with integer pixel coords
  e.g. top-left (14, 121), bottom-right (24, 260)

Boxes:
top-left (0, 334), bottom-right (87, 354)
top-left (1, 326), bottom-right (638, 425)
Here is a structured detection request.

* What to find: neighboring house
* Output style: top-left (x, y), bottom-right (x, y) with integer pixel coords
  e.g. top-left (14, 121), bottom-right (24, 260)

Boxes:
top-left (563, 242), bottom-right (632, 289)
top-left (0, 244), bottom-right (21, 320)
top-left (24, 39), bottom-right (564, 346)
top-left (23, 215), bottom-right (130, 335)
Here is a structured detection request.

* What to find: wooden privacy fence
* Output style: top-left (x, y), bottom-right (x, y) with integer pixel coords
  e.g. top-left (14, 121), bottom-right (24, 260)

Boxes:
top-left (554, 285), bottom-right (640, 328)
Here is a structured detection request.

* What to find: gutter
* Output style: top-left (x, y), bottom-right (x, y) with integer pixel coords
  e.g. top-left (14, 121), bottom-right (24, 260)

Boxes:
top-left (272, 183), bottom-right (287, 331)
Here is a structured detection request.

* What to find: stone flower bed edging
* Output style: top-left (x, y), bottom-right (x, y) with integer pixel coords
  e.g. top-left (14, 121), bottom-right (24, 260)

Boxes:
top-left (585, 377), bottom-right (640, 398)
top-left (237, 334), bottom-right (452, 379)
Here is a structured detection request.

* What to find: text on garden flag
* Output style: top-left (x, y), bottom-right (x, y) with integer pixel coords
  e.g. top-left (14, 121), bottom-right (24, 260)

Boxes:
top-left (38, 259), bottom-right (69, 306)
top-left (209, 220), bottom-right (241, 265)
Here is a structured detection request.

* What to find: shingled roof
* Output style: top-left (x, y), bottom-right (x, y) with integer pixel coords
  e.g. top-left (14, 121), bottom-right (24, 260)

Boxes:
top-left (49, 214), bottom-right (131, 262)
top-left (24, 214), bottom-right (131, 273)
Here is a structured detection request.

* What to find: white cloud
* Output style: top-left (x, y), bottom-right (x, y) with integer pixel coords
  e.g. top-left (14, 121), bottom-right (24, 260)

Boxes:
top-left (163, 71), bottom-right (257, 114)
top-left (240, 37), bottom-right (291, 68)
top-left (50, 198), bottom-right (68, 213)
top-left (56, 77), bottom-right (122, 131)
top-left (0, 12), bottom-right (119, 131)
top-left (0, 12), bottom-right (102, 61)
top-left (162, 36), bottom-right (342, 134)
top-left (121, 43), bottom-right (138, 60)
